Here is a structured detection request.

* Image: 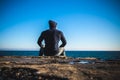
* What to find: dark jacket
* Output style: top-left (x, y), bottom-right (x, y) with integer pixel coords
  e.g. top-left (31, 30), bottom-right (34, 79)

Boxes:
top-left (37, 28), bottom-right (66, 56)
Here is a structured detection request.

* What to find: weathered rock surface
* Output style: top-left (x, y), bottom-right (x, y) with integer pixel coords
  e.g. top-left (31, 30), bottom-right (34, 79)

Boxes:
top-left (0, 56), bottom-right (120, 80)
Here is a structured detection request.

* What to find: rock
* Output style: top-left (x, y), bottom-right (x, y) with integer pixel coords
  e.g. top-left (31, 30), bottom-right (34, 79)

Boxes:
top-left (0, 56), bottom-right (120, 80)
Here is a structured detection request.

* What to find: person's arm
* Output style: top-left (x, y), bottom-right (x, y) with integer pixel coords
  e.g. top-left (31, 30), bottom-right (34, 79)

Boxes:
top-left (37, 32), bottom-right (44, 48)
top-left (60, 32), bottom-right (67, 47)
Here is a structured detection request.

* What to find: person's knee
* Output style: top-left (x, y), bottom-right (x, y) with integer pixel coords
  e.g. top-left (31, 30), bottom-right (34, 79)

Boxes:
top-left (55, 47), bottom-right (66, 56)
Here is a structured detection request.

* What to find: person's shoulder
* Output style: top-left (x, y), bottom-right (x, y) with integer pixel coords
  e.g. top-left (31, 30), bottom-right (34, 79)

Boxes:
top-left (56, 29), bottom-right (63, 33)
top-left (57, 30), bottom-right (64, 35)
top-left (41, 30), bottom-right (48, 35)
top-left (42, 29), bottom-right (49, 33)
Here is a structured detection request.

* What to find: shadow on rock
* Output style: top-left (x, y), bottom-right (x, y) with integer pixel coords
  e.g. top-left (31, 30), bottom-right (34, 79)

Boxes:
top-left (0, 67), bottom-right (68, 80)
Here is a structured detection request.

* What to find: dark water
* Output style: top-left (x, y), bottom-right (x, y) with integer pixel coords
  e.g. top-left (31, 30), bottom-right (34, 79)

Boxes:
top-left (0, 51), bottom-right (120, 60)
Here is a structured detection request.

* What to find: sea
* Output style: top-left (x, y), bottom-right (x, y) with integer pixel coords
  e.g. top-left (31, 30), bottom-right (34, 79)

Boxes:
top-left (0, 51), bottom-right (120, 60)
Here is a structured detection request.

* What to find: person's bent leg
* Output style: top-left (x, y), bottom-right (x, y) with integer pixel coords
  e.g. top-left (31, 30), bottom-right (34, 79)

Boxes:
top-left (39, 47), bottom-right (44, 56)
top-left (55, 47), bottom-right (66, 56)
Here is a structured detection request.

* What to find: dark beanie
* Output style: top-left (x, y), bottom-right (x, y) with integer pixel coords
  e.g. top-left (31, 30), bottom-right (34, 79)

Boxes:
top-left (49, 20), bottom-right (57, 25)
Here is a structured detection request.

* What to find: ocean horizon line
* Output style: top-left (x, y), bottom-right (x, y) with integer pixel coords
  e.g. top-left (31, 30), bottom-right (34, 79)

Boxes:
top-left (0, 50), bottom-right (120, 52)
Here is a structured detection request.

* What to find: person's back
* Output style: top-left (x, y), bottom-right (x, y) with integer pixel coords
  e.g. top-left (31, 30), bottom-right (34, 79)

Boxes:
top-left (37, 20), bottom-right (66, 56)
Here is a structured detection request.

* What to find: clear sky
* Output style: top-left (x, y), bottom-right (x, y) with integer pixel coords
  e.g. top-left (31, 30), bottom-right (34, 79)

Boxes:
top-left (0, 0), bottom-right (120, 51)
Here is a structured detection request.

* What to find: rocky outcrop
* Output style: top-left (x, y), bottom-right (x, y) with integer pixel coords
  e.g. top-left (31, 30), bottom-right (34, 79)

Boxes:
top-left (0, 56), bottom-right (120, 80)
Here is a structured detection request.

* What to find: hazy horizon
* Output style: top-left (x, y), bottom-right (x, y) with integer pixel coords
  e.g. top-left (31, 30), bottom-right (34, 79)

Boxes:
top-left (0, 48), bottom-right (120, 51)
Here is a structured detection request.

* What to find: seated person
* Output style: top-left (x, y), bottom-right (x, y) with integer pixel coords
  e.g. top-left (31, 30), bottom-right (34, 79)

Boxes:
top-left (37, 20), bottom-right (67, 56)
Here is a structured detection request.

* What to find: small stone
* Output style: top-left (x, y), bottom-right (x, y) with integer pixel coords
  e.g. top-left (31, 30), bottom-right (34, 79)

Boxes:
top-left (5, 61), bottom-right (10, 64)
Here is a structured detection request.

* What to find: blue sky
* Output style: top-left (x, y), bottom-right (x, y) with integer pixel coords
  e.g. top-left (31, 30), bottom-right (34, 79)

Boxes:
top-left (0, 0), bottom-right (120, 50)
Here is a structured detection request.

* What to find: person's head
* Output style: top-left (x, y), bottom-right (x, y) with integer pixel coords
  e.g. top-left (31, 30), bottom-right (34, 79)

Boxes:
top-left (48, 20), bottom-right (57, 29)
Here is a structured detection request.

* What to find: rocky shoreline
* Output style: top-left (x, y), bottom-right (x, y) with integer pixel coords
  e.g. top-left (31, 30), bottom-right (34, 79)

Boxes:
top-left (0, 56), bottom-right (120, 80)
